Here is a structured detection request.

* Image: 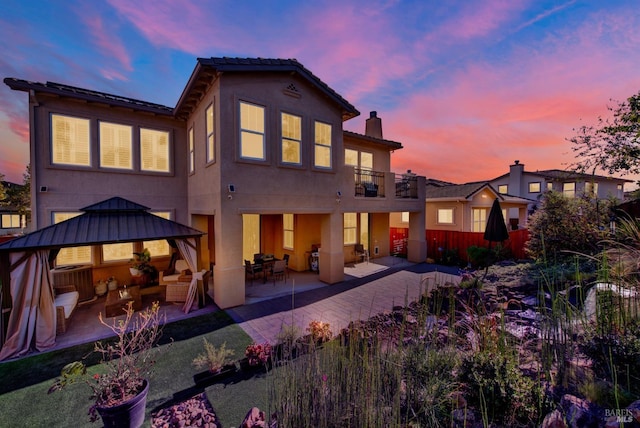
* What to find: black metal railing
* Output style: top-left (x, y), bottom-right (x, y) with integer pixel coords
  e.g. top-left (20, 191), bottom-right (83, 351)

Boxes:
top-left (354, 168), bottom-right (385, 197)
top-left (395, 175), bottom-right (418, 198)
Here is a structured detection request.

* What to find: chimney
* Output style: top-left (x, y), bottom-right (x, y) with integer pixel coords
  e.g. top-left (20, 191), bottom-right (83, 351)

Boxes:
top-left (509, 160), bottom-right (524, 196)
top-left (365, 111), bottom-right (383, 139)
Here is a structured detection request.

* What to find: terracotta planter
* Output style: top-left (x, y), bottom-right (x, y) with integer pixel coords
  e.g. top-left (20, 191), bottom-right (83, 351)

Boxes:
top-left (96, 379), bottom-right (149, 428)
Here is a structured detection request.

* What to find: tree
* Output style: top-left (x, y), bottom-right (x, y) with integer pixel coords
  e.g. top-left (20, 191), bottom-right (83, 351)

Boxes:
top-left (0, 172), bottom-right (5, 202)
top-left (526, 191), bottom-right (613, 261)
top-left (570, 91), bottom-right (640, 177)
top-left (1, 165), bottom-right (31, 216)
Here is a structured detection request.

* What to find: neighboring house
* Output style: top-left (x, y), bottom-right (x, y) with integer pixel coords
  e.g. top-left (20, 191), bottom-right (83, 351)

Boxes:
top-left (0, 181), bottom-right (27, 237)
top-left (390, 181), bottom-right (532, 261)
top-left (490, 160), bottom-right (630, 217)
top-left (4, 57), bottom-right (426, 309)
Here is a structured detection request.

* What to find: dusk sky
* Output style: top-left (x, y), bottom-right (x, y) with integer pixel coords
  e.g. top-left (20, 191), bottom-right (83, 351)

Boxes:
top-left (2, 0), bottom-right (639, 186)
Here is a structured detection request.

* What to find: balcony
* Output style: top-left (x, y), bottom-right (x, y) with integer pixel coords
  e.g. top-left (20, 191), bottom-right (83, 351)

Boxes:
top-left (395, 174), bottom-right (418, 199)
top-left (354, 169), bottom-right (385, 197)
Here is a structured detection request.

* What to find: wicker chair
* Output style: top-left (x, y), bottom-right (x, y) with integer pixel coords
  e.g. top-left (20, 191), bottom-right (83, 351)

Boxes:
top-left (54, 284), bottom-right (79, 334)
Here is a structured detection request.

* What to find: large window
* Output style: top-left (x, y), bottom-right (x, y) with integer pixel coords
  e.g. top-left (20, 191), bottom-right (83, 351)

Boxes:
top-left (188, 127), bottom-right (195, 173)
top-left (314, 121), bottom-right (332, 168)
top-left (563, 182), bottom-right (575, 198)
top-left (51, 114), bottom-right (90, 166)
top-left (437, 208), bottom-right (454, 225)
top-left (240, 101), bottom-right (265, 160)
top-left (585, 182), bottom-right (598, 197)
top-left (528, 182), bottom-right (541, 193)
top-left (281, 113), bottom-right (301, 164)
top-left (345, 149), bottom-right (372, 170)
top-left (103, 242), bottom-right (133, 262)
top-left (472, 208), bottom-right (488, 232)
top-left (53, 212), bottom-right (91, 265)
top-left (206, 104), bottom-right (215, 163)
top-left (143, 212), bottom-right (171, 257)
top-left (1, 214), bottom-right (22, 228)
top-left (140, 128), bottom-right (170, 172)
top-left (283, 213), bottom-right (294, 250)
top-left (99, 121), bottom-right (132, 169)
top-left (344, 212), bottom-right (357, 245)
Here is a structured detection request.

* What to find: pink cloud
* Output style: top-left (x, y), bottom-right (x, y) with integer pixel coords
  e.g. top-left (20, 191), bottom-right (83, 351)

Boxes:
top-left (80, 12), bottom-right (133, 79)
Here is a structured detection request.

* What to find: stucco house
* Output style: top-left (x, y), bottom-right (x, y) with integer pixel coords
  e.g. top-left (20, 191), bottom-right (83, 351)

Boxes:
top-left (0, 181), bottom-right (28, 237)
top-left (490, 160), bottom-right (630, 216)
top-left (3, 57), bottom-right (426, 309)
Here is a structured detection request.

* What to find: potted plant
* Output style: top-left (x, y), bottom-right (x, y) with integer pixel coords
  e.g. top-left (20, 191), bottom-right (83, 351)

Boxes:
top-left (129, 248), bottom-right (158, 284)
top-left (242, 342), bottom-right (272, 372)
top-left (49, 301), bottom-right (165, 427)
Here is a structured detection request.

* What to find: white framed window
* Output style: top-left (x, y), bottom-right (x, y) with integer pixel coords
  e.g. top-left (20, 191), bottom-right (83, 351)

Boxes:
top-left (563, 182), bottom-right (575, 198)
top-left (188, 127), bottom-right (195, 173)
top-left (281, 113), bottom-right (301, 164)
top-left (344, 212), bottom-right (357, 245)
top-left (585, 182), bottom-right (598, 196)
top-left (528, 182), bottom-right (541, 193)
top-left (51, 114), bottom-right (90, 166)
top-left (140, 128), bottom-right (170, 172)
top-left (472, 208), bottom-right (488, 232)
top-left (53, 212), bottom-right (92, 265)
top-left (345, 148), bottom-right (358, 167)
top-left (401, 212), bottom-right (409, 223)
top-left (283, 213), bottom-right (294, 250)
top-left (498, 185), bottom-right (508, 194)
top-left (102, 242), bottom-right (134, 262)
top-left (437, 208), bottom-right (454, 225)
top-left (206, 103), bottom-right (215, 163)
top-left (143, 212), bottom-right (171, 257)
top-left (1, 214), bottom-right (22, 228)
top-left (314, 121), bottom-right (332, 168)
top-left (99, 121), bottom-right (132, 169)
top-left (240, 101), bottom-right (265, 160)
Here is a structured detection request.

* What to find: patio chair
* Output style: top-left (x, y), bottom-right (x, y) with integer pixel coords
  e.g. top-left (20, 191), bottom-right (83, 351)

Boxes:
top-left (283, 254), bottom-right (290, 278)
top-left (271, 260), bottom-right (287, 285)
top-left (245, 260), bottom-right (263, 284)
top-left (354, 244), bottom-right (369, 264)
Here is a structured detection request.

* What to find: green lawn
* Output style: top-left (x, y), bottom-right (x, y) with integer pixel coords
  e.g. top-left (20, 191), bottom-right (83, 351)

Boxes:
top-left (0, 310), bottom-right (257, 427)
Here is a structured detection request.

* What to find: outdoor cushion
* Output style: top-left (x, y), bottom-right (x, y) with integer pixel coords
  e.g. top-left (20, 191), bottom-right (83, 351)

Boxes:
top-left (55, 291), bottom-right (79, 319)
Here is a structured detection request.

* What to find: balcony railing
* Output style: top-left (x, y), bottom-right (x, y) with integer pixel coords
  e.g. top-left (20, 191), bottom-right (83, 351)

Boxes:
top-left (354, 168), bottom-right (385, 197)
top-left (395, 175), bottom-right (418, 199)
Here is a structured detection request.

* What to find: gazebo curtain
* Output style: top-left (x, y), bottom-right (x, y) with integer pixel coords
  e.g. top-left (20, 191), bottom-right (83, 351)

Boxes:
top-left (0, 250), bottom-right (56, 360)
top-left (176, 238), bottom-right (204, 313)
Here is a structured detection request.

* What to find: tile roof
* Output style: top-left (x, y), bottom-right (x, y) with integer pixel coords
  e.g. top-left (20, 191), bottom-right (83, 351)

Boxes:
top-left (343, 130), bottom-right (402, 150)
top-left (491, 168), bottom-right (632, 183)
top-left (425, 182), bottom-right (497, 199)
top-left (3, 78), bottom-right (174, 115)
top-left (0, 197), bottom-right (203, 252)
top-left (175, 57), bottom-right (360, 121)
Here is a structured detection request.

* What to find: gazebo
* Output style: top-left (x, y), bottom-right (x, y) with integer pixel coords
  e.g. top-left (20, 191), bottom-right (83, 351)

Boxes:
top-left (0, 197), bottom-right (204, 360)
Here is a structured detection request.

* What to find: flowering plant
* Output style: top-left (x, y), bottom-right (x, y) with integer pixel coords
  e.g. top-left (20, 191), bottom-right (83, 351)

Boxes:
top-left (307, 320), bottom-right (333, 343)
top-left (49, 302), bottom-right (165, 422)
top-left (245, 342), bottom-right (272, 366)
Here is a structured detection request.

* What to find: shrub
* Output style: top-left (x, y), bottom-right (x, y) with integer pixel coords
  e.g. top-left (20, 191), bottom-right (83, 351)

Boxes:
top-left (306, 320), bottom-right (332, 344)
top-left (192, 339), bottom-right (234, 373)
top-left (458, 350), bottom-right (541, 426)
top-left (526, 191), bottom-right (612, 261)
top-left (580, 318), bottom-right (640, 397)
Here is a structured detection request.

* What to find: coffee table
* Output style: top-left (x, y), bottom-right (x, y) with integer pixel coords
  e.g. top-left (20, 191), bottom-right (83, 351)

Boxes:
top-left (105, 285), bottom-right (142, 318)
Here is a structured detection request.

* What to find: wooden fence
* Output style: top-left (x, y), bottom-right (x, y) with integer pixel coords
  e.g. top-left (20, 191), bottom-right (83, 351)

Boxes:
top-left (390, 228), bottom-right (530, 263)
top-left (427, 229), bottom-right (530, 262)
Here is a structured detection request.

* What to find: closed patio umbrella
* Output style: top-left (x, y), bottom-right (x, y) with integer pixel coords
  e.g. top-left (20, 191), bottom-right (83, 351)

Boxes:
top-left (484, 198), bottom-right (509, 244)
top-left (483, 198), bottom-right (509, 276)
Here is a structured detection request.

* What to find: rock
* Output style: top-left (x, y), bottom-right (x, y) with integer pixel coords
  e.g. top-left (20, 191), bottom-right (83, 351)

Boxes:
top-left (560, 394), bottom-right (600, 428)
top-left (541, 409), bottom-right (568, 428)
top-left (241, 407), bottom-right (266, 428)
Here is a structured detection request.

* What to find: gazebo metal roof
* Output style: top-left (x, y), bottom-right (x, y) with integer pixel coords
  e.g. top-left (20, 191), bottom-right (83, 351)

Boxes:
top-left (0, 197), bottom-right (203, 252)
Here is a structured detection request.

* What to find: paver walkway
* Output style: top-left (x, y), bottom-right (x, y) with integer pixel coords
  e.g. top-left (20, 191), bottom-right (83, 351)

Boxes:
top-left (226, 262), bottom-right (460, 345)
